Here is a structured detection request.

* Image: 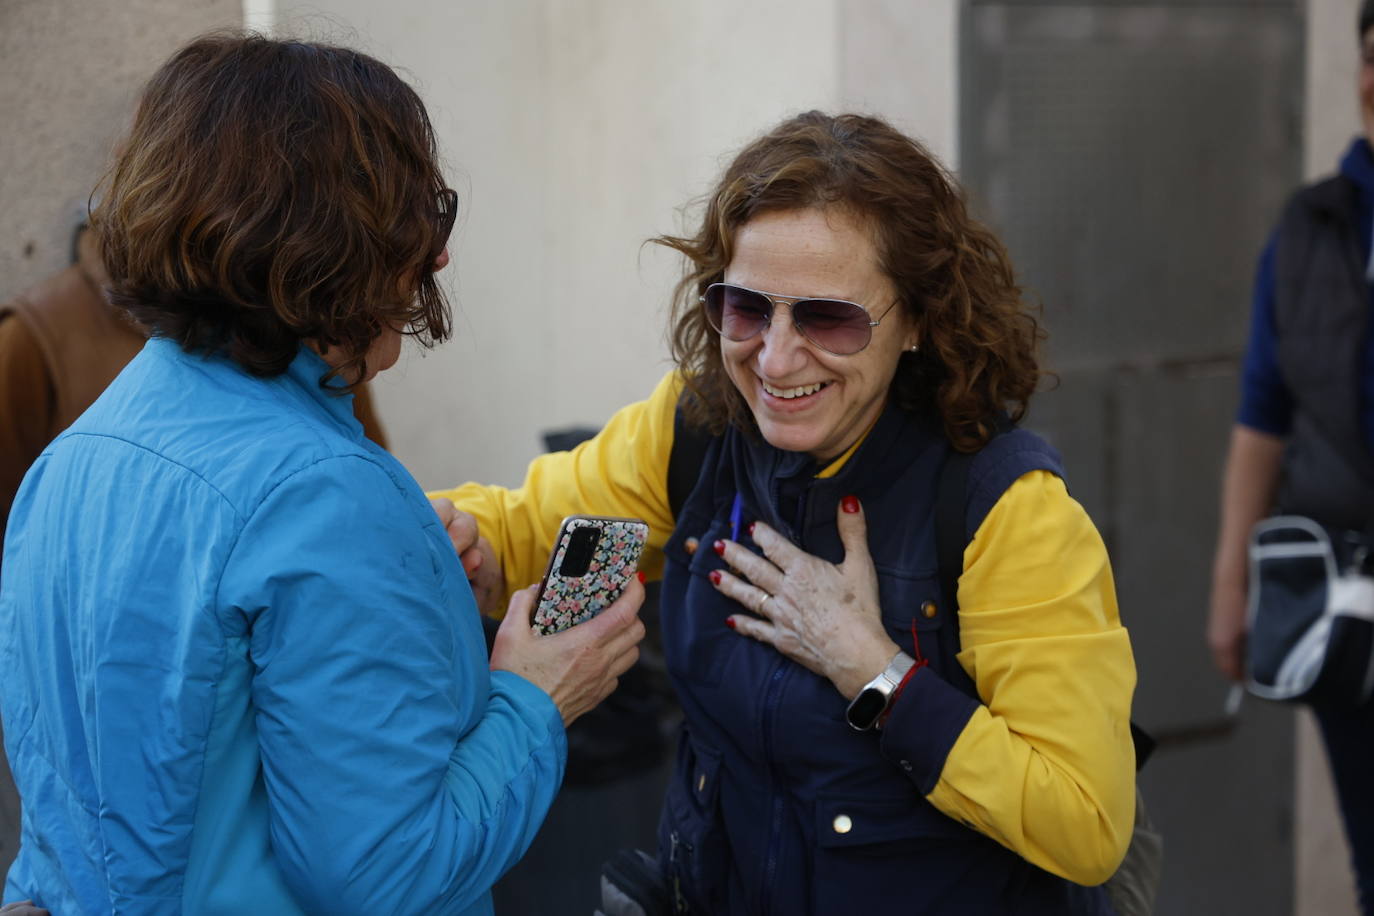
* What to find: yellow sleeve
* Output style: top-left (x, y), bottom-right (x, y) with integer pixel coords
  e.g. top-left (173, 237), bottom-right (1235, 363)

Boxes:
top-left (922, 470), bottom-right (1136, 885)
top-left (427, 371), bottom-right (683, 612)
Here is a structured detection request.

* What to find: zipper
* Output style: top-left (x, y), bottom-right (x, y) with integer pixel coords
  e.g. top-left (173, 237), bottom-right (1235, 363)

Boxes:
top-left (669, 830), bottom-right (689, 913)
top-left (758, 661), bottom-right (789, 915)
top-left (758, 478), bottom-right (810, 914)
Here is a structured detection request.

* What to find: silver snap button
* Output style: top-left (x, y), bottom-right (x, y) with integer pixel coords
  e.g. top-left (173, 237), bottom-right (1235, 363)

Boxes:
top-left (832, 814), bottom-right (853, 834)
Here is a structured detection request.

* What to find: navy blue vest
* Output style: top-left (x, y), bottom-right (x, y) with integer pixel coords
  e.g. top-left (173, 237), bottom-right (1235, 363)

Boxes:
top-left (1274, 176), bottom-right (1374, 530)
top-left (655, 399), bottom-right (1114, 915)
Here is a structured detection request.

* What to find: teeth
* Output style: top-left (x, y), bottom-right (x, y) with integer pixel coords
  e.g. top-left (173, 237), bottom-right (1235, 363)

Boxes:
top-left (762, 381), bottom-right (826, 399)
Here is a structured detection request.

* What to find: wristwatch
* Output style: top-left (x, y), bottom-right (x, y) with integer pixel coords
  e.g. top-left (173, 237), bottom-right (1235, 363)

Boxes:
top-left (845, 651), bottom-right (917, 731)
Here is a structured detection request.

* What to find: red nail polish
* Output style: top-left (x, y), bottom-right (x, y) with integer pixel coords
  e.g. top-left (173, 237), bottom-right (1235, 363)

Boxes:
top-left (841, 495), bottom-right (860, 514)
top-left (747, 522), bottom-right (756, 537)
top-left (709, 570), bottom-right (722, 586)
top-left (713, 540), bottom-right (726, 556)
top-left (636, 570), bottom-right (646, 584)
top-left (725, 617), bottom-right (736, 629)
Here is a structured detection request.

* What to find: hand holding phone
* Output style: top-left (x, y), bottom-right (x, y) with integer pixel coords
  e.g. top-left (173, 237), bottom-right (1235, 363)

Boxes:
top-left (532, 516), bottom-right (649, 636)
top-left (491, 578), bottom-right (646, 726)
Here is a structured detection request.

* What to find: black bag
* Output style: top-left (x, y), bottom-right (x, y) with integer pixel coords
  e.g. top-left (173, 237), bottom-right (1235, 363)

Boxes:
top-left (1246, 515), bottom-right (1374, 705)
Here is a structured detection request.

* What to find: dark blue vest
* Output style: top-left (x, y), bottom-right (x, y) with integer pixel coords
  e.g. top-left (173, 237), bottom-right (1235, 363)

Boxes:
top-left (1274, 176), bottom-right (1374, 530)
top-left (655, 399), bottom-right (1114, 915)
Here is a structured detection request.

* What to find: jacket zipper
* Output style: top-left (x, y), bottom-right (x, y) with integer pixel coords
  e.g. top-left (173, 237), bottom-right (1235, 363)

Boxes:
top-left (758, 660), bottom-right (788, 915)
top-left (759, 482), bottom-right (810, 915)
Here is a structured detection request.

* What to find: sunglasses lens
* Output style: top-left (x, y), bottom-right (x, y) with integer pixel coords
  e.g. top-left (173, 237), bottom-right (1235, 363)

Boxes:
top-left (794, 299), bottom-right (872, 354)
top-left (704, 284), bottom-right (771, 340)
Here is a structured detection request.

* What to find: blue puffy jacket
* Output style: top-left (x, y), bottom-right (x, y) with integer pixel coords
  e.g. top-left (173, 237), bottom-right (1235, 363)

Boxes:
top-left (0, 338), bottom-right (565, 915)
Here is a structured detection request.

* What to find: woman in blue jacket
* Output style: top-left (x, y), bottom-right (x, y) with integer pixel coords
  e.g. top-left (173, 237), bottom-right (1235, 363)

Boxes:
top-left (0, 34), bottom-right (644, 915)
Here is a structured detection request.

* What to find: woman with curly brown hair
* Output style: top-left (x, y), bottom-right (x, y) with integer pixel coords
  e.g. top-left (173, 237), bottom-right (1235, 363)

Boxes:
top-left (435, 110), bottom-right (1136, 914)
top-left (0, 33), bottom-right (644, 915)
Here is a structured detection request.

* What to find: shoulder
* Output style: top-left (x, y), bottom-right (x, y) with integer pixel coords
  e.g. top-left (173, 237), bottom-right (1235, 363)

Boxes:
top-left (653, 369), bottom-right (689, 424)
top-left (1278, 175), bottom-right (1356, 232)
top-left (964, 426), bottom-right (1064, 538)
top-left (64, 341), bottom-right (388, 517)
top-left (238, 451), bottom-right (426, 539)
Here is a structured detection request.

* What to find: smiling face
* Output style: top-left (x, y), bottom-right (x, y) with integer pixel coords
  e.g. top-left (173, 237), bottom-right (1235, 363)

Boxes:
top-left (721, 207), bottom-right (916, 462)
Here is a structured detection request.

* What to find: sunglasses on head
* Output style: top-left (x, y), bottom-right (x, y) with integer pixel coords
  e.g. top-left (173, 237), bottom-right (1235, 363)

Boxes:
top-left (700, 282), bottom-right (900, 355)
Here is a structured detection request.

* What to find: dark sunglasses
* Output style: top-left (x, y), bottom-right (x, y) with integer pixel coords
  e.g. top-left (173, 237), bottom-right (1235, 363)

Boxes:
top-left (700, 282), bottom-right (900, 355)
top-left (428, 188), bottom-right (458, 266)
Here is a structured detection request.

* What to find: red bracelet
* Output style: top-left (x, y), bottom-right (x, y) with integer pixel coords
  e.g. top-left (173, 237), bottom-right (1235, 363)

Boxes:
top-left (877, 661), bottom-right (922, 729)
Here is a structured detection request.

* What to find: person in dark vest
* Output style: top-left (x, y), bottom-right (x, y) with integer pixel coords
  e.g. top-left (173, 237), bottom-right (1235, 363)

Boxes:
top-left (1208, 3), bottom-right (1374, 909)
top-left (432, 111), bottom-right (1138, 914)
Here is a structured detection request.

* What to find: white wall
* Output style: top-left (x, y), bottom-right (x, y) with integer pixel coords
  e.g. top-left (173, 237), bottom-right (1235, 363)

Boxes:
top-left (0, 0), bottom-right (243, 302)
top-left (1307, 0), bottom-right (1364, 180)
top-left (269, 0), bottom-right (957, 489)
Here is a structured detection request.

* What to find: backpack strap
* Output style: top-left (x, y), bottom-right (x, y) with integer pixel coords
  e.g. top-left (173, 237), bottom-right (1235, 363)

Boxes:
top-left (934, 444), bottom-right (974, 648)
top-left (668, 402), bottom-right (711, 520)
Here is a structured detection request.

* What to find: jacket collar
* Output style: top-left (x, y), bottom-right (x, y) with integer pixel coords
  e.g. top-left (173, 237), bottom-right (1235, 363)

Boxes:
top-left (282, 343), bottom-right (362, 436)
top-left (146, 337), bottom-right (362, 439)
top-left (734, 396), bottom-right (945, 544)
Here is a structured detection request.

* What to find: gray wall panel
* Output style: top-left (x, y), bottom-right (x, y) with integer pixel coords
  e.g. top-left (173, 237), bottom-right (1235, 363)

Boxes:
top-left (962, 2), bottom-right (1302, 910)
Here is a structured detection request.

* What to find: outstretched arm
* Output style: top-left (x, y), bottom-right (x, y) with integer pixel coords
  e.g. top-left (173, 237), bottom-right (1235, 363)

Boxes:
top-left (428, 371), bottom-right (682, 612)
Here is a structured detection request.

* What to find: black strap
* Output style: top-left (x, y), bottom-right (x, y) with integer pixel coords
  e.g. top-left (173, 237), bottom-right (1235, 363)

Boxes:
top-left (934, 447), bottom-right (973, 652)
top-left (668, 406), bottom-right (711, 519)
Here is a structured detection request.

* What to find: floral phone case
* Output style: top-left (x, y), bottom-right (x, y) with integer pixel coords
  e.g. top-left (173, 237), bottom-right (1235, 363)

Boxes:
top-left (532, 515), bottom-right (649, 636)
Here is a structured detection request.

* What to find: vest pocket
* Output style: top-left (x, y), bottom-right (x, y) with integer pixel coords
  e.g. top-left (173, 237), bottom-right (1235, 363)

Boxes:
top-left (874, 570), bottom-right (952, 670)
top-left (658, 730), bottom-right (730, 914)
top-left (810, 793), bottom-right (978, 911)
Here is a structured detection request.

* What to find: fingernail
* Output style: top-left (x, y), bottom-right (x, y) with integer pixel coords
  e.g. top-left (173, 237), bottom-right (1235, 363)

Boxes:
top-left (713, 540), bottom-right (726, 556)
top-left (709, 570), bottom-right (722, 586)
top-left (685, 537), bottom-right (699, 555)
top-left (725, 616), bottom-right (736, 630)
top-left (636, 570), bottom-right (646, 584)
top-left (841, 495), bottom-right (860, 514)
top-left (747, 522), bottom-right (755, 537)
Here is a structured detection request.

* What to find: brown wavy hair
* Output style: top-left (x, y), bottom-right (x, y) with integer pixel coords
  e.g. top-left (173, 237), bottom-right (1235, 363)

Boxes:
top-left (656, 111), bottom-right (1042, 452)
top-left (93, 33), bottom-right (452, 387)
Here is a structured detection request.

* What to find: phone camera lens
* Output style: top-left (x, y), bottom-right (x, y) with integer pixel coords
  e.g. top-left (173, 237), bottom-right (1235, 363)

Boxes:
top-left (559, 525), bottom-right (602, 578)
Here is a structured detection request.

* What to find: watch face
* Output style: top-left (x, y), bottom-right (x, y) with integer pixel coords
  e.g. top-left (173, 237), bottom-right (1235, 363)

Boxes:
top-left (845, 687), bottom-right (888, 731)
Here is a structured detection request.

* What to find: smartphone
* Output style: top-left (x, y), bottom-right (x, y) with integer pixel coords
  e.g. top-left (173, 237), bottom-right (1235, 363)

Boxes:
top-left (531, 515), bottom-right (649, 636)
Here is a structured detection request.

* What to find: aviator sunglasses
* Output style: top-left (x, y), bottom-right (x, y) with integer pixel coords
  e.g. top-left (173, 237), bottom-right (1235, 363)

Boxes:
top-left (701, 282), bottom-right (901, 356)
